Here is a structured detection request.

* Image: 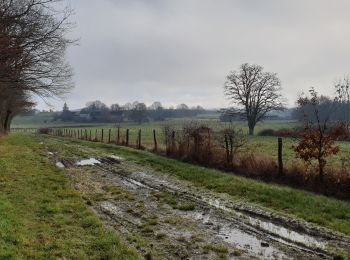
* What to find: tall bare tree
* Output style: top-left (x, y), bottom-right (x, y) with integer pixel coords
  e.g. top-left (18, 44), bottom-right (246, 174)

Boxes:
top-left (334, 76), bottom-right (350, 129)
top-left (224, 63), bottom-right (285, 135)
top-left (0, 0), bottom-right (74, 133)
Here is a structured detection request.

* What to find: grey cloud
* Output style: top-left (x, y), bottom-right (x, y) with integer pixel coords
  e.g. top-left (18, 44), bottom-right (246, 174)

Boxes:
top-left (38, 0), bottom-right (350, 110)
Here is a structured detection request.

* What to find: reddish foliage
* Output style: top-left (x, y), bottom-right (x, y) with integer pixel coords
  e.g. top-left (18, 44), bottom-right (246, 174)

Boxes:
top-left (293, 123), bottom-right (347, 181)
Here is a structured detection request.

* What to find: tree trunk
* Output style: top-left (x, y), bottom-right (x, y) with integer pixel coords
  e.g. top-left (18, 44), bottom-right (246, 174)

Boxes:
top-left (248, 126), bottom-right (254, 135)
top-left (0, 114), bottom-right (4, 134)
top-left (318, 158), bottom-right (325, 182)
top-left (4, 110), bottom-right (12, 134)
top-left (224, 134), bottom-right (230, 164)
top-left (248, 120), bottom-right (255, 135)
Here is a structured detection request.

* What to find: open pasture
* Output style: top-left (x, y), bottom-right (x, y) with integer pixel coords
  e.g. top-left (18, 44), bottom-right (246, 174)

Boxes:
top-left (29, 119), bottom-right (350, 169)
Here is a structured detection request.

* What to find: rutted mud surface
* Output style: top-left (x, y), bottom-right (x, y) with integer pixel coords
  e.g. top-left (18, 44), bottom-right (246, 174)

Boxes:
top-left (47, 148), bottom-right (350, 259)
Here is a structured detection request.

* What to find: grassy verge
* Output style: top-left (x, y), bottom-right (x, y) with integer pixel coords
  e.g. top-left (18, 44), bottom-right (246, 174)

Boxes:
top-left (43, 135), bottom-right (350, 236)
top-left (0, 134), bottom-right (140, 259)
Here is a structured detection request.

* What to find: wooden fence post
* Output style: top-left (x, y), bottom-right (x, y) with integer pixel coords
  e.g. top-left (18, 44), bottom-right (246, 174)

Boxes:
top-left (224, 134), bottom-right (230, 164)
top-left (117, 127), bottom-right (120, 144)
top-left (138, 129), bottom-right (141, 149)
top-left (101, 129), bottom-right (104, 143)
top-left (108, 129), bottom-right (111, 143)
top-left (89, 130), bottom-right (92, 141)
top-left (171, 130), bottom-right (176, 153)
top-left (85, 129), bottom-right (87, 140)
top-left (278, 137), bottom-right (283, 176)
top-left (95, 129), bottom-right (98, 141)
top-left (126, 129), bottom-right (129, 146)
top-left (153, 129), bottom-right (157, 151)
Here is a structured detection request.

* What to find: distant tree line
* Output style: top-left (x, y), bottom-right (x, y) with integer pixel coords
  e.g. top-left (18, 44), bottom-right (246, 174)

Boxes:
top-left (291, 78), bottom-right (350, 126)
top-left (56, 101), bottom-right (208, 123)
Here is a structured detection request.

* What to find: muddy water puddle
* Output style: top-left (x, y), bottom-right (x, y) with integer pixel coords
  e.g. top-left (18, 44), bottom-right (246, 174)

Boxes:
top-left (186, 210), bottom-right (289, 259)
top-left (55, 161), bottom-right (65, 168)
top-left (204, 198), bottom-right (326, 250)
top-left (97, 162), bottom-right (337, 258)
top-left (76, 158), bottom-right (101, 166)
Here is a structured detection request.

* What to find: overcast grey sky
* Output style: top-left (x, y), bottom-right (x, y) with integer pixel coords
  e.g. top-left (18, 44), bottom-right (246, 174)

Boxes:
top-left (38, 0), bottom-right (350, 110)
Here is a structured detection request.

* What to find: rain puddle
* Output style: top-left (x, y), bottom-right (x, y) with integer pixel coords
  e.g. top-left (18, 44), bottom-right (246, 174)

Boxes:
top-left (108, 155), bottom-right (124, 161)
top-left (190, 211), bottom-right (288, 259)
top-left (103, 168), bottom-right (327, 255)
top-left (76, 158), bottom-right (101, 166)
top-left (56, 162), bottom-right (65, 168)
top-left (205, 198), bottom-right (326, 250)
top-left (127, 178), bottom-right (148, 188)
top-left (247, 216), bottom-right (325, 249)
top-left (117, 177), bottom-right (149, 190)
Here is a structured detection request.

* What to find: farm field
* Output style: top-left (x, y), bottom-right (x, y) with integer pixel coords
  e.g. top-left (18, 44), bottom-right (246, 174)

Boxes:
top-left (5, 132), bottom-right (349, 259)
top-left (12, 113), bottom-right (297, 132)
top-left (13, 117), bottom-right (350, 169)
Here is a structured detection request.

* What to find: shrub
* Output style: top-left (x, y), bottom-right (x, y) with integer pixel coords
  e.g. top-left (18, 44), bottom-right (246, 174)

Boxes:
top-left (236, 153), bottom-right (277, 179)
top-left (163, 122), bottom-right (215, 165)
top-left (275, 128), bottom-right (299, 137)
top-left (258, 129), bottom-right (275, 136)
top-left (38, 128), bottom-right (51, 134)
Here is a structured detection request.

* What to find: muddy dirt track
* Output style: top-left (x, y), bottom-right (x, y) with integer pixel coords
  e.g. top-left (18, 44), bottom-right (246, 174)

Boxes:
top-left (47, 143), bottom-right (350, 259)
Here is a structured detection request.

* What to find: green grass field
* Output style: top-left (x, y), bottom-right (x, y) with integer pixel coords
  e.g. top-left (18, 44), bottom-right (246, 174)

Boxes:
top-left (12, 116), bottom-right (350, 168)
top-left (0, 134), bottom-right (139, 259)
top-left (26, 123), bottom-right (350, 169)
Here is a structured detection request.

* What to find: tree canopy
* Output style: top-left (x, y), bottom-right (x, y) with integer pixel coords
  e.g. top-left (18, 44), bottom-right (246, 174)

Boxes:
top-left (0, 0), bottom-right (74, 133)
top-left (224, 63), bottom-right (285, 135)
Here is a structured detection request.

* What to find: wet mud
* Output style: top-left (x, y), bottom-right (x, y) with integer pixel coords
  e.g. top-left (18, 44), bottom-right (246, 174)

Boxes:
top-left (49, 150), bottom-right (349, 259)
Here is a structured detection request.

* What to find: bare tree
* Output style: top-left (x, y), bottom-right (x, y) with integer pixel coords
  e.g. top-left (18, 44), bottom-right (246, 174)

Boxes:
top-left (85, 100), bottom-right (109, 112)
top-left (149, 101), bottom-right (163, 110)
top-left (334, 76), bottom-right (350, 129)
top-left (129, 102), bottom-right (148, 124)
top-left (176, 103), bottom-right (189, 110)
top-left (224, 63), bottom-right (285, 135)
top-left (0, 0), bottom-right (74, 133)
top-left (122, 102), bottom-right (133, 110)
top-left (110, 103), bottom-right (121, 111)
top-left (220, 127), bottom-right (246, 164)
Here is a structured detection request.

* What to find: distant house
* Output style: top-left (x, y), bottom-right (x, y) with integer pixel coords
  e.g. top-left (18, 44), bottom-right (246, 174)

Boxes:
top-left (78, 113), bottom-right (91, 121)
